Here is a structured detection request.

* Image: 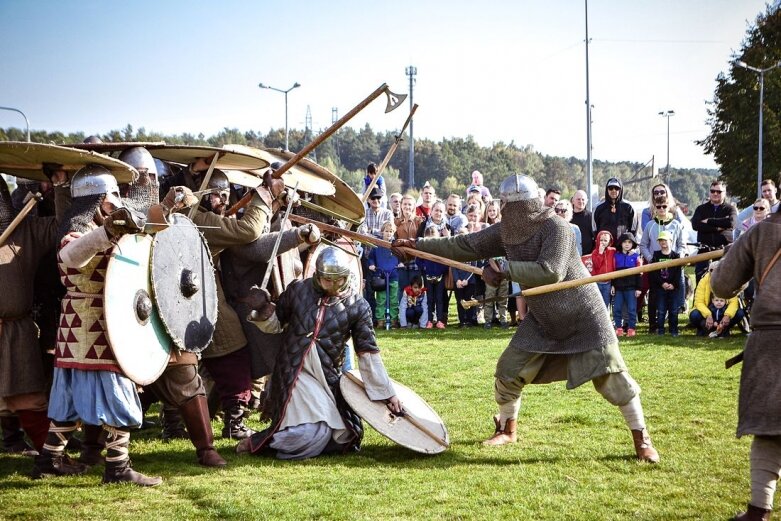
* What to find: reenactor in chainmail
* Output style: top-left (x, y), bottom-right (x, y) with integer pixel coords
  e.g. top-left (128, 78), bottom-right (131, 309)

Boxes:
top-left (392, 173), bottom-right (660, 463)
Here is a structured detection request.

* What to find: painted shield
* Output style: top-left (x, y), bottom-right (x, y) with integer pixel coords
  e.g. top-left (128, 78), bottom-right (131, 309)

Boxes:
top-left (340, 370), bottom-right (450, 454)
top-left (0, 141), bottom-right (138, 183)
top-left (104, 234), bottom-right (171, 385)
top-left (151, 213), bottom-right (218, 352)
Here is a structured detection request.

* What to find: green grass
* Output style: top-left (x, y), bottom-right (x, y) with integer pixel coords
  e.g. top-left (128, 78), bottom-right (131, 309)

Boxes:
top-left (0, 320), bottom-right (752, 520)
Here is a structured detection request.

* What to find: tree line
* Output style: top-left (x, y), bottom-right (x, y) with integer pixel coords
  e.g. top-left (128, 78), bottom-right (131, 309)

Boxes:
top-left (0, 124), bottom-right (719, 211)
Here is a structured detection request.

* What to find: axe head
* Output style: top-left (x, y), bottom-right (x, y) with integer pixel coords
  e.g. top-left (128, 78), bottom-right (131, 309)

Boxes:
top-left (384, 89), bottom-right (408, 113)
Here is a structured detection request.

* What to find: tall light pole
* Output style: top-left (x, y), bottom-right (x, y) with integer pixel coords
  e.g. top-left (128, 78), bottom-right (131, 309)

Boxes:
top-left (658, 110), bottom-right (675, 180)
top-left (0, 106), bottom-right (30, 142)
top-left (584, 0), bottom-right (594, 212)
top-left (405, 65), bottom-right (417, 190)
top-left (735, 59), bottom-right (781, 198)
top-left (258, 82), bottom-right (301, 151)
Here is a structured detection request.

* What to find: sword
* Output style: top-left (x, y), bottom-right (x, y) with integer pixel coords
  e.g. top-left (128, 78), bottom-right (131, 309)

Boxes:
top-left (188, 153), bottom-right (221, 219)
top-left (288, 213), bottom-right (483, 276)
top-left (259, 181), bottom-right (299, 291)
top-left (226, 83), bottom-right (407, 217)
top-left (0, 191), bottom-right (41, 247)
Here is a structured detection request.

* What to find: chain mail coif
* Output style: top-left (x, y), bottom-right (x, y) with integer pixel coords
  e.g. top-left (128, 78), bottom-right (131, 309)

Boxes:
top-left (122, 175), bottom-right (159, 214)
top-left (57, 194), bottom-right (104, 240)
top-left (500, 198), bottom-right (554, 245)
top-left (0, 177), bottom-right (16, 234)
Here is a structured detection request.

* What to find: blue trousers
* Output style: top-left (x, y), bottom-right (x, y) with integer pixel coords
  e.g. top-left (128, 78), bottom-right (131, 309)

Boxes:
top-left (656, 288), bottom-right (681, 334)
top-left (613, 289), bottom-right (637, 329)
top-left (597, 282), bottom-right (612, 308)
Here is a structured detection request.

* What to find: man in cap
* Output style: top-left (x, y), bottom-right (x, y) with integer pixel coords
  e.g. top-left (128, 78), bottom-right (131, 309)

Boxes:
top-left (360, 187), bottom-right (393, 239)
top-left (236, 246), bottom-right (400, 459)
top-left (392, 173), bottom-right (659, 463)
top-left (32, 164), bottom-right (162, 486)
top-left (593, 177), bottom-right (639, 242)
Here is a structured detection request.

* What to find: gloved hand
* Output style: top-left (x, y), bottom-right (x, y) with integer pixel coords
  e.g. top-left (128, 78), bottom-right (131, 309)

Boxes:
top-left (104, 207), bottom-right (146, 240)
top-left (246, 285), bottom-right (276, 321)
top-left (482, 259), bottom-right (506, 288)
top-left (161, 186), bottom-right (199, 213)
top-left (263, 170), bottom-right (288, 201)
top-left (391, 238), bottom-right (416, 262)
top-left (296, 223), bottom-right (321, 245)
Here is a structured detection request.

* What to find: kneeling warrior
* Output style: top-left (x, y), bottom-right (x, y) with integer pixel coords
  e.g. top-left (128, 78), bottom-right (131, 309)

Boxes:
top-left (237, 247), bottom-right (401, 460)
top-left (393, 174), bottom-right (659, 463)
top-left (31, 165), bottom-right (161, 486)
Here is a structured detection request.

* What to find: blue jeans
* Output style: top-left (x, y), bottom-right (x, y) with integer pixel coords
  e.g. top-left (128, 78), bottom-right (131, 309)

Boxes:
top-left (656, 287), bottom-right (681, 334)
top-left (613, 289), bottom-right (637, 329)
top-left (597, 282), bottom-right (612, 308)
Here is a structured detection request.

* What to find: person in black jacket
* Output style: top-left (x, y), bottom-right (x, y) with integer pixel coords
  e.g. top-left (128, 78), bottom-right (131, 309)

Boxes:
top-left (592, 177), bottom-right (638, 242)
top-left (571, 190), bottom-right (595, 254)
top-left (649, 232), bottom-right (682, 336)
top-left (691, 180), bottom-right (737, 282)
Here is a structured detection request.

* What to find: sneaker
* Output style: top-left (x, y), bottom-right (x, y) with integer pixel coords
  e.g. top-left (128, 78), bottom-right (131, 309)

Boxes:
top-left (500, 322), bottom-right (510, 330)
top-left (708, 331), bottom-right (719, 338)
top-left (376, 320), bottom-right (385, 329)
top-left (615, 327), bottom-right (624, 337)
top-left (626, 328), bottom-right (637, 337)
top-left (435, 321), bottom-right (445, 329)
top-left (484, 323), bottom-right (492, 330)
top-left (671, 332), bottom-right (679, 337)
top-left (425, 321), bottom-right (433, 329)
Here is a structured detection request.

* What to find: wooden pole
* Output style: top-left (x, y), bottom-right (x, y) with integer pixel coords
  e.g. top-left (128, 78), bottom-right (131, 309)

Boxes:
top-left (187, 153), bottom-right (220, 219)
top-left (0, 193), bottom-right (40, 247)
top-left (522, 249), bottom-right (724, 297)
top-left (288, 213), bottom-right (483, 276)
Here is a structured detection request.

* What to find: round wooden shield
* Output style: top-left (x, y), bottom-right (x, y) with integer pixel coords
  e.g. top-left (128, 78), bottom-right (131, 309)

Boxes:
top-left (340, 370), bottom-right (450, 454)
top-left (149, 145), bottom-right (268, 171)
top-left (222, 145), bottom-right (336, 197)
top-left (223, 169), bottom-right (262, 188)
top-left (303, 238), bottom-right (362, 294)
top-left (105, 234), bottom-right (171, 385)
top-left (151, 213), bottom-right (218, 352)
top-left (0, 141), bottom-right (139, 183)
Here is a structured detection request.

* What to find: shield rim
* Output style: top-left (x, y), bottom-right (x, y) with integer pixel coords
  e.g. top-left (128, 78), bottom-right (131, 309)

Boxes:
top-left (104, 233), bottom-right (171, 385)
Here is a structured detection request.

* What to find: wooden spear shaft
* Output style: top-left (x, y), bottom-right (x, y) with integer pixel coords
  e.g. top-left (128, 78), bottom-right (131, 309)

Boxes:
top-left (521, 249), bottom-right (724, 297)
top-left (362, 104), bottom-right (419, 204)
top-left (288, 213), bottom-right (483, 276)
top-left (227, 83), bottom-right (395, 217)
top-left (0, 193), bottom-right (40, 247)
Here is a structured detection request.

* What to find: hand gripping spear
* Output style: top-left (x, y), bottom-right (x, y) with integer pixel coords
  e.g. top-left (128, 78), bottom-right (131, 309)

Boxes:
top-left (258, 182), bottom-right (299, 292)
top-left (226, 83), bottom-right (407, 217)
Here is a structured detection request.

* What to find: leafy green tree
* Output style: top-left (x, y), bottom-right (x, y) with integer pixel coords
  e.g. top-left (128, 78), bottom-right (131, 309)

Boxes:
top-left (699, 6), bottom-right (781, 205)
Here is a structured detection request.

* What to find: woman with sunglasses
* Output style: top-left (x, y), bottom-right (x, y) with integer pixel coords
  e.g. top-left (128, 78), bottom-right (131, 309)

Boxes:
top-left (736, 199), bottom-right (771, 241)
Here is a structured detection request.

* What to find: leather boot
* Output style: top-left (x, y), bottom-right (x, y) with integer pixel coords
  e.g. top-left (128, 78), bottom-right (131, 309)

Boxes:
top-left (160, 404), bottom-right (188, 441)
top-left (102, 460), bottom-right (162, 487)
top-left (222, 401), bottom-right (255, 440)
top-left (732, 504), bottom-right (772, 521)
top-left (180, 396), bottom-right (227, 468)
top-left (31, 451), bottom-right (88, 479)
top-left (631, 428), bottom-right (660, 463)
top-left (77, 424), bottom-right (105, 466)
top-left (13, 410), bottom-right (48, 454)
top-left (482, 415), bottom-right (517, 446)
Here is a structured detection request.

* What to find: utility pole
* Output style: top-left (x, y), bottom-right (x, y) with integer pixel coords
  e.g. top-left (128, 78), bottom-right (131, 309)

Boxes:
top-left (405, 65), bottom-right (417, 190)
top-left (331, 107), bottom-right (339, 158)
top-left (584, 0), bottom-right (594, 212)
top-left (305, 105), bottom-right (315, 161)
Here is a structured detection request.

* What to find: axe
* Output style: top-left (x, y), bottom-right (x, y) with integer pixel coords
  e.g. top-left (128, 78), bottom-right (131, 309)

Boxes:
top-left (0, 191), bottom-right (42, 247)
top-left (226, 83), bottom-right (407, 217)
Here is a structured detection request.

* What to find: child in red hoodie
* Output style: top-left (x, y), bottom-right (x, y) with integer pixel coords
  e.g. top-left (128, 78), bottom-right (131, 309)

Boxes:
top-left (591, 230), bottom-right (616, 308)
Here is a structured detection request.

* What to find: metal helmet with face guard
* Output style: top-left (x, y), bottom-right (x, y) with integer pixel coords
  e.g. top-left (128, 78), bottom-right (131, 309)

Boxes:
top-left (71, 164), bottom-right (123, 209)
top-left (314, 246), bottom-right (351, 295)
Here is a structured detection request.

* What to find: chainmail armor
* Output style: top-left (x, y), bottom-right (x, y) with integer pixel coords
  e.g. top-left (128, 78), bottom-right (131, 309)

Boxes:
top-left (57, 194), bottom-right (104, 240)
top-left (0, 177), bottom-right (14, 234)
top-left (122, 175), bottom-right (159, 214)
top-left (500, 198), bottom-right (553, 245)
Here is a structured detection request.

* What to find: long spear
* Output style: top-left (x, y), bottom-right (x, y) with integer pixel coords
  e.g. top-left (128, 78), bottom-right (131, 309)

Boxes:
top-left (0, 192), bottom-right (41, 247)
top-left (362, 104), bottom-right (418, 203)
top-left (288, 213), bottom-right (483, 276)
top-left (226, 84), bottom-right (407, 217)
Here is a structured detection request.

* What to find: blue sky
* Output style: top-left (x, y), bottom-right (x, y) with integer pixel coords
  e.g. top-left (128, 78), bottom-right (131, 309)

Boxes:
top-left (0, 0), bottom-right (767, 169)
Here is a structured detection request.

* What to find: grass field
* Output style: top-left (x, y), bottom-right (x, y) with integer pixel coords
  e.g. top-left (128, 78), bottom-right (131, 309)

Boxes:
top-left (0, 319), bottom-right (752, 520)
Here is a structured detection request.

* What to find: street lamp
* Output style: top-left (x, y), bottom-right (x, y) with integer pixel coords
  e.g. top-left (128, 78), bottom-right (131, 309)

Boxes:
top-left (658, 110), bottom-right (675, 179)
top-left (0, 106), bottom-right (30, 142)
top-left (258, 82), bottom-right (301, 151)
top-left (735, 59), bottom-right (781, 198)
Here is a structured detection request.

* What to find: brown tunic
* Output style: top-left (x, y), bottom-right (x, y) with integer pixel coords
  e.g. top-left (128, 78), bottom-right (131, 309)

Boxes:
top-left (710, 211), bottom-right (781, 437)
top-left (0, 217), bottom-right (58, 397)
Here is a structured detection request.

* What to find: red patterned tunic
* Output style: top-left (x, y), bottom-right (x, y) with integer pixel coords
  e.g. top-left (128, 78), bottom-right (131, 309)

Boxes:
top-left (55, 240), bottom-right (120, 373)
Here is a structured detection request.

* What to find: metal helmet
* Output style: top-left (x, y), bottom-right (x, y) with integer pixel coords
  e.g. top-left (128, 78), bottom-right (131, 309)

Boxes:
top-left (119, 147), bottom-right (158, 183)
top-left (153, 158), bottom-right (173, 182)
top-left (314, 246), bottom-right (351, 294)
top-left (83, 135), bottom-right (103, 144)
top-left (499, 174), bottom-right (539, 204)
top-left (71, 164), bottom-right (123, 208)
